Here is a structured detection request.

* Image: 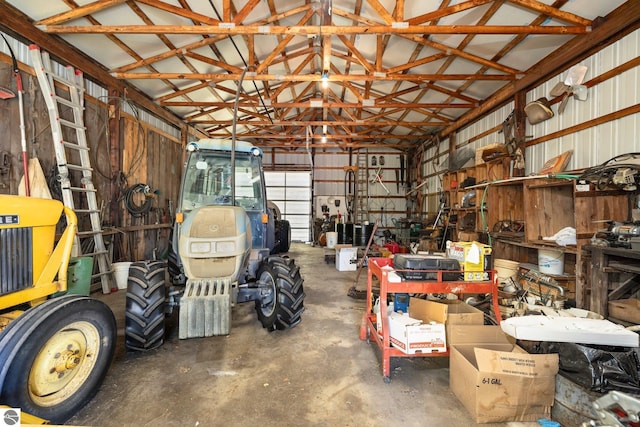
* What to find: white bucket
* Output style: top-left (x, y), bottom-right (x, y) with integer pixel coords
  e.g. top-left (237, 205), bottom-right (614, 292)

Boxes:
top-left (113, 262), bottom-right (132, 290)
top-left (494, 258), bottom-right (520, 283)
top-left (326, 232), bottom-right (338, 248)
top-left (538, 249), bottom-right (564, 275)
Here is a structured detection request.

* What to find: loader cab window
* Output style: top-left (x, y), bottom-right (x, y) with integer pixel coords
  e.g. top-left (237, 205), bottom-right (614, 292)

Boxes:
top-left (180, 151), bottom-right (265, 212)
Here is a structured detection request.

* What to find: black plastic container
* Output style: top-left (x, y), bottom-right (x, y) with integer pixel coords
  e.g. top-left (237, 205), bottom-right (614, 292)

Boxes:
top-left (393, 254), bottom-right (461, 281)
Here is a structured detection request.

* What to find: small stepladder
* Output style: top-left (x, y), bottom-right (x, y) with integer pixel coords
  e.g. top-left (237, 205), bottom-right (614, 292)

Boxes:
top-left (30, 45), bottom-right (114, 294)
top-left (355, 150), bottom-right (369, 224)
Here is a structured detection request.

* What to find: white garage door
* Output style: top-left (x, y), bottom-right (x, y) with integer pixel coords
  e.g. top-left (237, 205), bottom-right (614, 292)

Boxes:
top-left (265, 171), bottom-right (311, 243)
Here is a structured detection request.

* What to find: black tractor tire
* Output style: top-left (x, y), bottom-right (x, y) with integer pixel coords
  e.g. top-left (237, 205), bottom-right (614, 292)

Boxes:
top-left (167, 246), bottom-right (185, 285)
top-left (125, 260), bottom-right (167, 352)
top-left (0, 295), bottom-right (116, 424)
top-left (255, 256), bottom-right (305, 331)
top-left (273, 219), bottom-right (291, 254)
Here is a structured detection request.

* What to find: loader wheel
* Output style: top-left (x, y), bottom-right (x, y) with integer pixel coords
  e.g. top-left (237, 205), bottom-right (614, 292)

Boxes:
top-left (125, 261), bottom-right (167, 352)
top-left (0, 295), bottom-right (116, 424)
top-left (255, 257), bottom-right (305, 331)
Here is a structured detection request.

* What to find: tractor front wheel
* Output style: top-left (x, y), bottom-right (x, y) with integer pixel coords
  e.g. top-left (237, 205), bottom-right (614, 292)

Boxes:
top-left (0, 295), bottom-right (116, 424)
top-left (125, 261), bottom-right (167, 352)
top-left (255, 256), bottom-right (305, 331)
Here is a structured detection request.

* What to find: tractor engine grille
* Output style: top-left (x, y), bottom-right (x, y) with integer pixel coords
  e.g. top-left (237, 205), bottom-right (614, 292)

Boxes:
top-left (0, 227), bottom-right (33, 296)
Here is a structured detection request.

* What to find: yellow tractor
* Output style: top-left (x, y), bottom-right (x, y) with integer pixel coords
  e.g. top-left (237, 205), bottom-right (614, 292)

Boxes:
top-left (0, 195), bottom-right (116, 424)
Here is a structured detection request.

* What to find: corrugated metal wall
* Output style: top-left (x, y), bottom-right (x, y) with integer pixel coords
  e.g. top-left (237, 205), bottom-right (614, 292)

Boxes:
top-left (423, 28), bottom-right (640, 217)
top-left (527, 29), bottom-right (640, 171)
top-left (264, 148), bottom-right (409, 235)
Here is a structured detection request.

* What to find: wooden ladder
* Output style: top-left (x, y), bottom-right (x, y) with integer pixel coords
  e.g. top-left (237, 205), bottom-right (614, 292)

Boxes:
top-left (30, 45), bottom-right (114, 294)
top-left (355, 150), bottom-right (369, 224)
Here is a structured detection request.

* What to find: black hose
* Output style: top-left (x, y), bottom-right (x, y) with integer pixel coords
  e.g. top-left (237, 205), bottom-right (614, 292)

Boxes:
top-left (123, 183), bottom-right (152, 217)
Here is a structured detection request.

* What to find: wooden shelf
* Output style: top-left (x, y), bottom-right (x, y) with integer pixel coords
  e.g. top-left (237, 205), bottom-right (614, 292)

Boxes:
top-left (492, 237), bottom-right (579, 255)
top-left (526, 180), bottom-right (573, 189)
top-left (445, 166), bottom-right (630, 311)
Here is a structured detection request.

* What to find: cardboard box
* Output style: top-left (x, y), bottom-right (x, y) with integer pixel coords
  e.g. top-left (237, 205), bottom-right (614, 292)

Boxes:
top-left (608, 299), bottom-right (640, 324)
top-left (457, 231), bottom-right (479, 242)
top-left (433, 299), bottom-right (485, 343)
top-left (447, 241), bottom-right (492, 281)
top-left (335, 247), bottom-right (357, 271)
top-left (388, 299), bottom-right (447, 354)
top-left (449, 325), bottom-right (559, 424)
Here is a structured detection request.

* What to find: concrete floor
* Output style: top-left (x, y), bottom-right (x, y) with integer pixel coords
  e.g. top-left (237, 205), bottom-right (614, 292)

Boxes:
top-left (68, 243), bottom-right (540, 427)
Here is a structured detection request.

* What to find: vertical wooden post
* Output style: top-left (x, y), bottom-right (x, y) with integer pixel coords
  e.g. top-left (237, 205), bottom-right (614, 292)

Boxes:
top-left (108, 89), bottom-right (121, 227)
top-left (589, 246), bottom-right (608, 316)
top-left (513, 91), bottom-right (527, 177)
top-left (448, 131), bottom-right (457, 160)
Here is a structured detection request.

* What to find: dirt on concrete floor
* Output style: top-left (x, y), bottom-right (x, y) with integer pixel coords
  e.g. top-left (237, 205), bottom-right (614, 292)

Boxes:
top-left (68, 243), bottom-right (539, 427)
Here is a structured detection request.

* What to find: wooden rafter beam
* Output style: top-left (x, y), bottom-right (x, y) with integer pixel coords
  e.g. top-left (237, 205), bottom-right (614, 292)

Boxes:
top-left (386, 53), bottom-right (448, 74)
top-left (39, 24), bottom-right (589, 36)
top-left (321, 0), bottom-right (332, 72)
top-left (335, 75), bottom-right (364, 102)
top-left (137, 0), bottom-right (221, 25)
top-left (183, 52), bottom-right (244, 73)
top-left (415, 0), bottom-right (504, 120)
top-left (402, 35), bottom-right (521, 75)
top-left (110, 36), bottom-right (225, 73)
top-left (252, 141), bottom-right (412, 149)
top-left (408, 0), bottom-right (494, 26)
top-left (207, 133), bottom-right (427, 140)
top-left (337, 35), bottom-right (375, 73)
top-left (256, 7), bottom-right (315, 73)
top-left (507, 0), bottom-right (592, 26)
top-left (365, 0), bottom-right (394, 24)
top-left (36, 0), bottom-right (127, 25)
top-left (193, 119), bottom-right (449, 127)
top-left (113, 72), bottom-right (515, 81)
top-left (256, 34), bottom-right (295, 74)
top-left (395, 0), bottom-right (404, 22)
top-left (223, 0), bottom-right (231, 22)
top-left (163, 101), bottom-right (476, 109)
top-left (233, 0), bottom-right (261, 24)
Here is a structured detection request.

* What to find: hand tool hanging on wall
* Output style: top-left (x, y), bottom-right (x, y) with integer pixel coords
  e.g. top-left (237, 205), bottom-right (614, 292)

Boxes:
top-left (2, 35), bottom-right (29, 196)
top-left (395, 169), bottom-right (399, 193)
top-left (370, 166), bottom-right (390, 194)
top-left (343, 165), bottom-right (356, 223)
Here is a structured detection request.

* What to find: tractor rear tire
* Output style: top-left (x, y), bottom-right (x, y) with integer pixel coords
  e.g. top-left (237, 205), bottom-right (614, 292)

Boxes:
top-left (125, 261), bottom-right (167, 352)
top-left (273, 220), bottom-right (291, 254)
top-left (255, 256), bottom-right (305, 331)
top-left (0, 295), bottom-right (116, 424)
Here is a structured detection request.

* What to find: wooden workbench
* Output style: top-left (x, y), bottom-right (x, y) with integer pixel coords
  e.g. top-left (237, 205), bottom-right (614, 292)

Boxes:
top-left (587, 245), bottom-right (640, 319)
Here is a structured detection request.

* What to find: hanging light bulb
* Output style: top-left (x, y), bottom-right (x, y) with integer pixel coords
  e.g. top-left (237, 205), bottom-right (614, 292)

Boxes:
top-left (321, 72), bottom-right (329, 89)
top-left (321, 134), bottom-right (327, 143)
